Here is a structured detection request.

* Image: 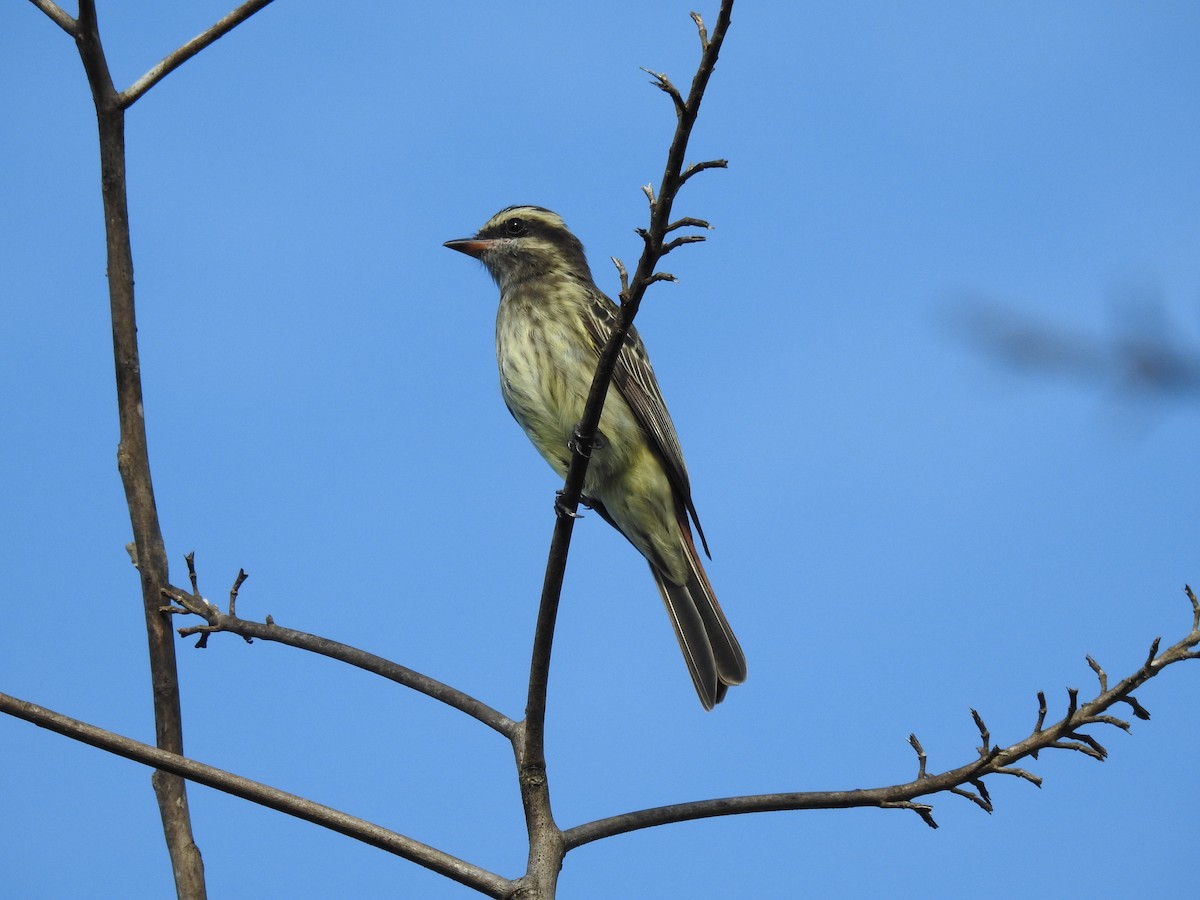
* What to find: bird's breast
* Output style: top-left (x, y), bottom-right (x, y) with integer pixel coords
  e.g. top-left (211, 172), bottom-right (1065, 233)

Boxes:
top-left (495, 293), bottom-right (641, 482)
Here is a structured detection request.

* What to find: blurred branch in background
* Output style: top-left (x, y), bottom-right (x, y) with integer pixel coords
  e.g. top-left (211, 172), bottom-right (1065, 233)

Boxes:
top-left (948, 286), bottom-right (1200, 408)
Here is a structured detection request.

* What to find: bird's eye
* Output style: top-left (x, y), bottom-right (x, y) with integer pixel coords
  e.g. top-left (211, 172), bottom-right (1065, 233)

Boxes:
top-left (504, 217), bottom-right (527, 236)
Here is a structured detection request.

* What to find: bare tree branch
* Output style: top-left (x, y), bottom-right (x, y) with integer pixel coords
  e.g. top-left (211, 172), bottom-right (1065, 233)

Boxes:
top-left (32, 2), bottom-right (289, 893)
top-left (562, 588), bottom-right (1200, 848)
top-left (640, 66), bottom-right (685, 117)
top-left (679, 158), bottom-right (729, 183)
top-left (950, 293), bottom-right (1200, 404)
top-left (0, 692), bottom-right (514, 899)
top-left (121, 0), bottom-right (277, 107)
top-left (27, 0), bottom-right (76, 35)
top-left (159, 559), bottom-right (517, 738)
top-left (70, 2), bottom-right (208, 893)
top-left (665, 216), bottom-right (713, 233)
top-left (512, 4), bottom-right (737, 897)
top-left (661, 233), bottom-right (707, 255)
top-left (21, 5), bottom-right (1197, 898)
top-left (523, 0), bottom-right (735, 759)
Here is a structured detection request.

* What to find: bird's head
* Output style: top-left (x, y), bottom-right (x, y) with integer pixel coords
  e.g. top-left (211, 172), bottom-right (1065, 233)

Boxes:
top-left (444, 206), bottom-right (592, 290)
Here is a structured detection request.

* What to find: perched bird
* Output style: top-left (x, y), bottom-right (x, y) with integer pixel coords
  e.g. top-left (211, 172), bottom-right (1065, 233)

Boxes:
top-left (444, 206), bottom-right (746, 709)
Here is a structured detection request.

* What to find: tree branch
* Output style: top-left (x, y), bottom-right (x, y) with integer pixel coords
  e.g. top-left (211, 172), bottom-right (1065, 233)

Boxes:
top-left (949, 293), bottom-right (1200, 402)
top-left (27, 0), bottom-right (76, 35)
top-left (0, 692), bottom-right (514, 899)
top-left (121, 0), bottom-right (277, 107)
top-left (61, 2), bottom-right (284, 892)
top-left (159, 560), bottom-right (517, 739)
top-left (522, 0), bottom-right (735, 769)
top-left (514, 4), bottom-right (736, 896)
top-left (71, 2), bottom-right (208, 894)
top-left (563, 587), bottom-right (1200, 848)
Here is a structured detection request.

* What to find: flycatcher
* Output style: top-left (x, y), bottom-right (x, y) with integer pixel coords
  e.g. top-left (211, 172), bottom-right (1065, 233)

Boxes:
top-left (445, 206), bottom-right (746, 709)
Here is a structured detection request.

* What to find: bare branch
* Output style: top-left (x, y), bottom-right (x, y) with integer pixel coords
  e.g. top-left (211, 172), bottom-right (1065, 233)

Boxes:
top-left (523, 0), bottom-right (735, 771)
top-left (970, 708), bottom-right (991, 756)
top-left (562, 594), bottom-right (1200, 849)
top-left (160, 565), bottom-right (516, 739)
top-left (1086, 714), bottom-right (1131, 732)
top-left (666, 216), bottom-right (713, 233)
top-left (679, 158), bottom-right (729, 183)
top-left (662, 234), bottom-right (707, 255)
top-left (882, 801), bottom-right (939, 829)
top-left (908, 733), bottom-right (928, 779)
top-left (1047, 733), bottom-right (1107, 761)
top-left (0, 692), bottom-right (513, 899)
top-left (640, 66), bottom-right (684, 116)
top-left (1119, 695), bottom-right (1151, 720)
top-left (120, 0), bottom-right (277, 107)
top-left (1086, 654), bottom-right (1108, 692)
top-left (691, 11), bottom-right (709, 50)
top-left (27, 0), bottom-right (75, 35)
top-left (949, 294), bottom-right (1200, 403)
top-left (70, 4), bottom-right (206, 891)
top-left (948, 784), bottom-right (991, 813)
top-left (518, 7), bottom-right (737, 894)
top-left (228, 567), bottom-right (249, 617)
top-left (610, 257), bottom-right (630, 296)
top-left (1145, 636), bottom-right (1162, 668)
top-left (993, 766), bottom-right (1042, 788)
top-left (186, 550), bottom-right (200, 596)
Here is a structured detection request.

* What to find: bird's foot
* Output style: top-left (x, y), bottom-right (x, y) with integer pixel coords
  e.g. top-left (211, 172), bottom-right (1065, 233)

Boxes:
top-left (554, 490), bottom-right (583, 519)
top-left (567, 425), bottom-right (607, 458)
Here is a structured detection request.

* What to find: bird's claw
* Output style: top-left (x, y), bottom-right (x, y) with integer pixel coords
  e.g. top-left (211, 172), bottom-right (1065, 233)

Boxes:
top-left (555, 490), bottom-right (583, 519)
top-left (567, 425), bottom-right (607, 458)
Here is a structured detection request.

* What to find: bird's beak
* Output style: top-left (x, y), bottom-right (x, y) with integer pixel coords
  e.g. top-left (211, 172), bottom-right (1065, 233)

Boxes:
top-left (443, 238), bottom-right (493, 259)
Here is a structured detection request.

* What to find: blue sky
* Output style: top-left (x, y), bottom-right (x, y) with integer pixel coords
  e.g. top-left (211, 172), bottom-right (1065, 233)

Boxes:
top-left (3, 2), bottom-right (1198, 897)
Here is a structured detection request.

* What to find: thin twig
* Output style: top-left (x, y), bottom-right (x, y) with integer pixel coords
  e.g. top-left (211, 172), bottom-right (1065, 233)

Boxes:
top-left (159, 583), bottom-right (517, 738)
top-left (970, 708), bottom-right (991, 756)
top-left (908, 734), bottom-right (928, 779)
top-left (666, 216), bottom-right (713, 233)
top-left (948, 784), bottom-right (991, 814)
top-left (1086, 654), bottom-right (1107, 692)
top-left (229, 568), bottom-right (248, 617)
top-left (662, 234), bottom-right (707, 254)
top-left (640, 67), bottom-right (684, 116)
top-left (27, 0), bottom-right (76, 34)
top-left (690, 11), bottom-right (709, 49)
top-left (679, 158), bottom-right (729, 183)
top-left (121, 0), bottom-right (278, 107)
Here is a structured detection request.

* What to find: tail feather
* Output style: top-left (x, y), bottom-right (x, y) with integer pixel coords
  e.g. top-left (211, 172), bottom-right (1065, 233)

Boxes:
top-left (680, 522), bottom-right (747, 688)
top-left (651, 523), bottom-right (747, 710)
top-left (587, 493), bottom-right (746, 709)
top-left (652, 570), bottom-right (721, 710)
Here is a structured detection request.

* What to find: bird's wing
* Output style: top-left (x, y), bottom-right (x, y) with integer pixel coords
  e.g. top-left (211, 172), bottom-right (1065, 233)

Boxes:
top-left (581, 290), bottom-right (711, 557)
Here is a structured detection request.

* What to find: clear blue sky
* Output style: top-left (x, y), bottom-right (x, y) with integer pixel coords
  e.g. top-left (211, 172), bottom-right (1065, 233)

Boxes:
top-left (3, 2), bottom-right (1198, 897)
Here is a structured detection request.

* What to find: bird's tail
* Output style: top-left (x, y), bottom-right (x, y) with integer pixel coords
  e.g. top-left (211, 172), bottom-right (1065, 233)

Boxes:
top-left (651, 522), bottom-right (747, 710)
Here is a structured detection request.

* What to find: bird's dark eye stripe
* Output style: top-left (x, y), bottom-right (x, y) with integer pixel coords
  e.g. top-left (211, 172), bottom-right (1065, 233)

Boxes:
top-left (480, 215), bottom-right (558, 241)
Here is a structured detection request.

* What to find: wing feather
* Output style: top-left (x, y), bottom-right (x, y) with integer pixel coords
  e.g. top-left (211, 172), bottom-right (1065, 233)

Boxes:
top-left (580, 288), bottom-right (711, 557)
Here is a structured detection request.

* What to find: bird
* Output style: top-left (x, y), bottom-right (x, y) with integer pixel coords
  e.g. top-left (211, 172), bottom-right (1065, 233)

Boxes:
top-left (444, 205), bottom-right (746, 709)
